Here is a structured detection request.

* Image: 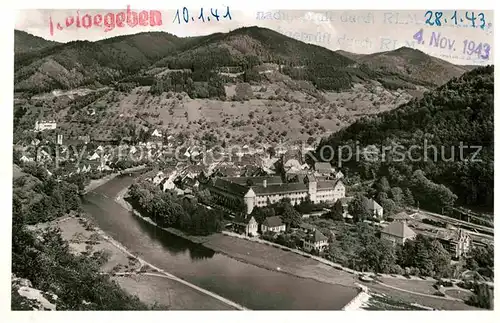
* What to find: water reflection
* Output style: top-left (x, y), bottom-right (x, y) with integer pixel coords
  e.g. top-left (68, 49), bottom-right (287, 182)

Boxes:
top-left (82, 174), bottom-right (359, 310)
top-left (131, 210), bottom-right (216, 261)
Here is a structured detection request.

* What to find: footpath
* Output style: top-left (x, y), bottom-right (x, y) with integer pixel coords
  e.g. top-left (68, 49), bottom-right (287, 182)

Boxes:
top-left (221, 231), bottom-right (430, 281)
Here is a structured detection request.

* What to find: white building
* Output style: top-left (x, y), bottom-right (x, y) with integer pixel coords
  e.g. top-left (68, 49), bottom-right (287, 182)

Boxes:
top-left (234, 216), bottom-right (259, 236)
top-left (380, 221), bottom-right (416, 245)
top-left (364, 198), bottom-right (384, 219)
top-left (303, 230), bottom-right (329, 252)
top-left (208, 175), bottom-right (345, 215)
top-left (88, 152), bottom-right (100, 161)
top-left (152, 129), bottom-right (163, 137)
top-left (35, 120), bottom-right (57, 131)
top-left (261, 216), bottom-right (286, 233)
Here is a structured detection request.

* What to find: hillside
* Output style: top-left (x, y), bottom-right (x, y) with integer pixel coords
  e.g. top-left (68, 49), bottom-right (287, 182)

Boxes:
top-left (315, 66), bottom-right (494, 210)
top-left (338, 47), bottom-right (471, 86)
top-left (14, 30), bottom-right (59, 53)
top-left (15, 27), bottom-right (480, 151)
top-left (14, 32), bottom-right (184, 93)
top-left (14, 28), bottom-right (451, 148)
top-left (15, 27), bottom-right (437, 94)
top-left (154, 26), bottom-right (355, 73)
top-left (153, 27), bottom-right (436, 91)
top-left (334, 50), bottom-right (366, 62)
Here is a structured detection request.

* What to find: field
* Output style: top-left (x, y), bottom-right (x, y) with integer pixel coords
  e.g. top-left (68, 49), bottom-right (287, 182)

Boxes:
top-left (40, 216), bottom-right (236, 310)
top-left (202, 233), bottom-right (480, 311)
top-left (365, 282), bottom-right (478, 310)
top-left (204, 233), bottom-right (357, 287)
top-left (21, 75), bottom-right (427, 147)
top-left (379, 277), bottom-right (439, 295)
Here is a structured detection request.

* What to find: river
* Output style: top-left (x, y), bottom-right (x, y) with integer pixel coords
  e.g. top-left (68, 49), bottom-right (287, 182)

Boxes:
top-left (82, 173), bottom-right (358, 310)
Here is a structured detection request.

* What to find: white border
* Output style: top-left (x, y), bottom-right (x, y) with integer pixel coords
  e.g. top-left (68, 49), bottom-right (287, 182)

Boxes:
top-left (2, 0), bottom-right (499, 322)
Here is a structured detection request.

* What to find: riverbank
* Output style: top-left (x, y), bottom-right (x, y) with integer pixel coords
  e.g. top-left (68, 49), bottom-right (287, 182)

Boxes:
top-left (113, 183), bottom-right (481, 311)
top-left (116, 187), bottom-right (357, 287)
top-left (41, 214), bottom-right (243, 310)
top-left (116, 188), bottom-right (364, 307)
top-left (76, 167), bottom-right (246, 310)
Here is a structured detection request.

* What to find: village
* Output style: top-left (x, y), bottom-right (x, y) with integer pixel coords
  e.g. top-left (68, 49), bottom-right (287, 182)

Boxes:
top-left (17, 120), bottom-right (494, 260)
top-left (12, 117), bottom-right (494, 310)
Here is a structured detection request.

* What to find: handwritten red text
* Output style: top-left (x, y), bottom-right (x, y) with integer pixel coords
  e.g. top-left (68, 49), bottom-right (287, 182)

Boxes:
top-left (49, 5), bottom-right (163, 36)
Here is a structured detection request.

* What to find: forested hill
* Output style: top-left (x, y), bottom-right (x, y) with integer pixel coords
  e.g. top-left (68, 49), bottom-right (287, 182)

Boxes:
top-left (316, 65), bottom-right (494, 210)
top-left (15, 27), bottom-right (439, 93)
top-left (337, 47), bottom-right (473, 86)
top-left (14, 30), bottom-right (59, 53)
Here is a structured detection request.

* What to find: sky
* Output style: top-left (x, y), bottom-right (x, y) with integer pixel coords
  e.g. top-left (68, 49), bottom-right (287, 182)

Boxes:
top-left (15, 8), bottom-right (494, 65)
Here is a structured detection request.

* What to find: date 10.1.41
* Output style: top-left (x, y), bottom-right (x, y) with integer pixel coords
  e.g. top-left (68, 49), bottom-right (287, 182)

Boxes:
top-left (173, 6), bottom-right (232, 24)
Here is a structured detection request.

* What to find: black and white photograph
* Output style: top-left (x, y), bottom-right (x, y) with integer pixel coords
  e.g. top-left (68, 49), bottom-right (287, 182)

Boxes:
top-left (7, 2), bottom-right (495, 314)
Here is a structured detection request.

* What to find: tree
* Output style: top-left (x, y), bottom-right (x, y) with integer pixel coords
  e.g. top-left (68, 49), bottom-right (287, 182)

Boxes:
top-left (281, 203), bottom-right (301, 227)
top-left (390, 187), bottom-right (404, 205)
top-left (410, 170), bottom-right (457, 212)
top-left (404, 188), bottom-right (415, 206)
top-left (251, 206), bottom-right (275, 224)
top-left (348, 194), bottom-right (371, 223)
top-left (429, 240), bottom-right (452, 278)
top-left (466, 245), bottom-right (494, 279)
top-left (234, 83), bottom-right (253, 101)
top-left (375, 176), bottom-right (391, 193)
top-left (379, 197), bottom-right (397, 216)
top-left (327, 200), bottom-right (345, 221)
top-left (467, 284), bottom-right (494, 309)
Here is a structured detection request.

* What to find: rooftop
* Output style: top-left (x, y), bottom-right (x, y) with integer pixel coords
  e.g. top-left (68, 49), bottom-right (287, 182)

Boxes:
top-left (314, 162), bottom-right (333, 173)
top-left (226, 176), bottom-right (283, 186)
top-left (381, 221), bottom-right (416, 239)
top-left (364, 198), bottom-right (383, 211)
top-left (306, 230), bottom-right (328, 243)
top-left (262, 216), bottom-right (284, 227)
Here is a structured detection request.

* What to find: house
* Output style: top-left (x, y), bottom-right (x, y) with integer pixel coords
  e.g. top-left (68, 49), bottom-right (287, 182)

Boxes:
top-left (436, 229), bottom-right (472, 259)
top-left (88, 152), bottom-right (101, 161)
top-left (19, 155), bottom-right (33, 163)
top-left (364, 198), bottom-right (384, 219)
top-left (35, 120), bottom-right (57, 131)
top-left (298, 223), bottom-right (316, 233)
top-left (380, 221), bottom-right (416, 245)
top-left (161, 177), bottom-right (176, 191)
top-left (152, 129), bottom-right (163, 137)
top-left (314, 162), bottom-right (334, 176)
top-left (282, 150), bottom-right (303, 172)
top-left (261, 216), bottom-right (286, 233)
top-left (233, 216), bottom-right (258, 236)
top-left (303, 230), bottom-right (329, 252)
top-left (37, 149), bottom-right (52, 163)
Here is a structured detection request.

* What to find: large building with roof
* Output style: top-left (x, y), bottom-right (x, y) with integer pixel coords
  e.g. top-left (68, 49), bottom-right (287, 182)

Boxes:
top-left (303, 230), bottom-right (329, 252)
top-left (261, 216), bottom-right (286, 233)
top-left (206, 174), bottom-right (345, 214)
top-left (380, 221), bottom-right (417, 245)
